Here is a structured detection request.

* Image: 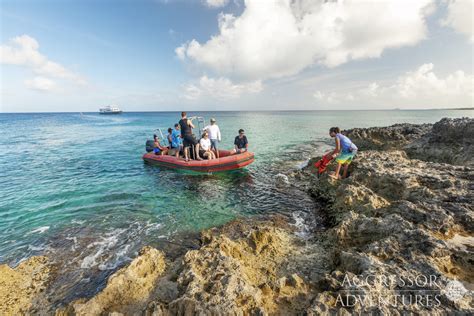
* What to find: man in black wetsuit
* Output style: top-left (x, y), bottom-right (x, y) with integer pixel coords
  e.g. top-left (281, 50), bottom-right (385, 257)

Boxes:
top-left (178, 112), bottom-right (201, 161)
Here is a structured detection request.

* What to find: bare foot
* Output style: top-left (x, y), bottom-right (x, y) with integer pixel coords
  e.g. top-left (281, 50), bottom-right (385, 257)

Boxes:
top-left (329, 173), bottom-right (340, 180)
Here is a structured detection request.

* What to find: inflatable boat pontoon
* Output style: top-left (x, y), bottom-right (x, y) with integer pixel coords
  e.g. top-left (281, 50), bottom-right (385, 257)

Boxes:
top-left (143, 150), bottom-right (254, 172)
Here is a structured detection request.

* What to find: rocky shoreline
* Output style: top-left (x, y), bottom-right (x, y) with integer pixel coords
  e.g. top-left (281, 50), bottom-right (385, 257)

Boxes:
top-left (1, 118), bottom-right (472, 315)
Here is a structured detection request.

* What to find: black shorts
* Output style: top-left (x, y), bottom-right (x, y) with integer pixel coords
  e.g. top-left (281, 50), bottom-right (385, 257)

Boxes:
top-left (183, 135), bottom-right (198, 147)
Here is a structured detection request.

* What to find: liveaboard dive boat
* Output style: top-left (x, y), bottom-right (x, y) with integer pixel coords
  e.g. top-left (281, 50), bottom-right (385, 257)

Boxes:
top-left (143, 149), bottom-right (254, 172)
top-left (99, 105), bottom-right (122, 114)
top-left (142, 117), bottom-right (254, 172)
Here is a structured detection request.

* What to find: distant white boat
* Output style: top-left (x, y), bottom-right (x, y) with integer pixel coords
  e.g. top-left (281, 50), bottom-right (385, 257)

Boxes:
top-left (99, 105), bottom-right (122, 114)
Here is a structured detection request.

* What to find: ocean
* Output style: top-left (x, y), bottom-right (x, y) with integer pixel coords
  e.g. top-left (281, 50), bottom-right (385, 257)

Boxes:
top-left (0, 110), bottom-right (472, 301)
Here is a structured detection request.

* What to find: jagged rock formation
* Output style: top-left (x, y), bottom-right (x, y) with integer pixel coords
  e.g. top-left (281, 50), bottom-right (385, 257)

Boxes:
top-left (0, 256), bottom-right (50, 315)
top-left (344, 117), bottom-right (474, 166)
top-left (307, 118), bottom-right (473, 313)
top-left (54, 218), bottom-right (331, 315)
top-left (405, 117), bottom-right (474, 166)
top-left (308, 150), bottom-right (473, 313)
top-left (57, 247), bottom-right (166, 315)
top-left (151, 225), bottom-right (314, 315)
top-left (344, 123), bottom-right (432, 151)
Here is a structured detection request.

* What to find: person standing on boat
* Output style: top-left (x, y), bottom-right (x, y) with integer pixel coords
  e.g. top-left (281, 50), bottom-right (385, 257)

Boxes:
top-left (179, 112), bottom-right (201, 161)
top-left (204, 118), bottom-right (221, 158)
top-left (170, 123), bottom-right (183, 159)
top-left (231, 129), bottom-right (248, 154)
top-left (167, 128), bottom-right (173, 148)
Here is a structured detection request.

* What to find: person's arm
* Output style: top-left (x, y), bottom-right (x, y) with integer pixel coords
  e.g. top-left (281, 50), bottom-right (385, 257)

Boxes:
top-left (234, 137), bottom-right (238, 149)
top-left (332, 137), bottom-right (341, 157)
top-left (244, 136), bottom-right (248, 149)
top-left (188, 119), bottom-right (195, 129)
top-left (156, 141), bottom-right (165, 150)
top-left (217, 126), bottom-right (221, 142)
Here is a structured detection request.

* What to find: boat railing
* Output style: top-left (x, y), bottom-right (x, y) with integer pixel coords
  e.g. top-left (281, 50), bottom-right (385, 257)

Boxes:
top-left (155, 128), bottom-right (170, 147)
top-left (192, 116), bottom-right (206, 137)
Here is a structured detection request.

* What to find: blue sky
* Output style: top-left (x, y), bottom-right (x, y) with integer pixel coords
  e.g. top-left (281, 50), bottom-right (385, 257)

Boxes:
top-left (1, 0), bottom-right (473, 112)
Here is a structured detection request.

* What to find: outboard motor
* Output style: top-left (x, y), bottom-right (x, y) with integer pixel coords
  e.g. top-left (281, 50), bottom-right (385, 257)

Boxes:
top-left (145, 140), bottom-right (155, 153)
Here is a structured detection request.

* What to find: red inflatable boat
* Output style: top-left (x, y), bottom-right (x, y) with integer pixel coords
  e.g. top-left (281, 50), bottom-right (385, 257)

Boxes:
top-left (142, 150), bottom-right (254, 172)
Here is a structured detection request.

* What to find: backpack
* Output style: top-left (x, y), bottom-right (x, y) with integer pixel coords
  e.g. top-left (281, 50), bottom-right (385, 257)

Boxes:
top-left (145, 140), bottom-right (155, 153)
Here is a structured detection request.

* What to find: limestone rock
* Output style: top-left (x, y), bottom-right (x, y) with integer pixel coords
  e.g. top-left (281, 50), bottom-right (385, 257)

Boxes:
top-left (405, 117), bottom-right (474, 166)
top-left (162, 226), bottom-right (314, 315)
top-left (307, 119), bottom-right (473, 313)
top-left (275, 173), bottom-right (290, 187)
top-left (344, 123), bottom-right (431, 151)
top-left (66, 246), bottom-right (166, 316)
top-left (0, 256), bottom-right (50, 315)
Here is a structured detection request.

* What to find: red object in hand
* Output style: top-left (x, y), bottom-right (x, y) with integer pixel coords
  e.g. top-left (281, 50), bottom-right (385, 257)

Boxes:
top-left (314, 153), bottom-right (334, 174)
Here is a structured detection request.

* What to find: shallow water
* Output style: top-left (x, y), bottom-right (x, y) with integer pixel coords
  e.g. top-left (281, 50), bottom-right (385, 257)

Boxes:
top-left (0, 110), bottom-right (472, 302)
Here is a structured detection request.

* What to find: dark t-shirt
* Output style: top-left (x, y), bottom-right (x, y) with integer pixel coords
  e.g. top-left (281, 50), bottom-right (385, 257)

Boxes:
top-left (179, 118), bottom-right (192, 137)
top-left (234, 135), bottom-right (248, 149)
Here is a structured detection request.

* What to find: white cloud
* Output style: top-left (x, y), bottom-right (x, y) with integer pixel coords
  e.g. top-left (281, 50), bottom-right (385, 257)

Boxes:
top-left (175, 45), bottom-right (186, 60)
top-left (313, 90), bottom-right (340, 104)
top-left (183, 75), bottom-right (262, 100)
top-left (313, 91), bottom-right (324, 100)
top-left (0, 35), bottom-right (87, 88)
top-left (441, 0), bottom-right (473, 42)
top-left (204, 0), bottom-right (229, 8)
top-left (24, 77), bottom-right (56, 91)
top-left (360, 82), bottom-right (379, 97)
top-left (394, 63), bottom-right (473, 100)
top-left (177, 0), bottom-right (434, 81)
top-left (313, 63), bottom-right (474, 108)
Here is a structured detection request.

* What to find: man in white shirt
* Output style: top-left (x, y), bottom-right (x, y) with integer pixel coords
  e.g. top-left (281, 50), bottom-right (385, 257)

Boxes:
top-left (204, 118), bottom-right (221, 158)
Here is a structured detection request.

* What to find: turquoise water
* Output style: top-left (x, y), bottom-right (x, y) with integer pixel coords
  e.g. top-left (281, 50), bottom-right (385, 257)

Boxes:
top-left (0, 110), bottom-right (472, 300)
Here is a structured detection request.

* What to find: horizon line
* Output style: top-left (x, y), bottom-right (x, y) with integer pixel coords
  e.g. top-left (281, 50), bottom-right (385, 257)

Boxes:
top-left (1, 107), bottom-right (473, 114)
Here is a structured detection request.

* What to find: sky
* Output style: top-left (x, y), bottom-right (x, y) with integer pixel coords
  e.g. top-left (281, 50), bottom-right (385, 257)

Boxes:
top-left (0, 0), bottom-right (473, 112)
